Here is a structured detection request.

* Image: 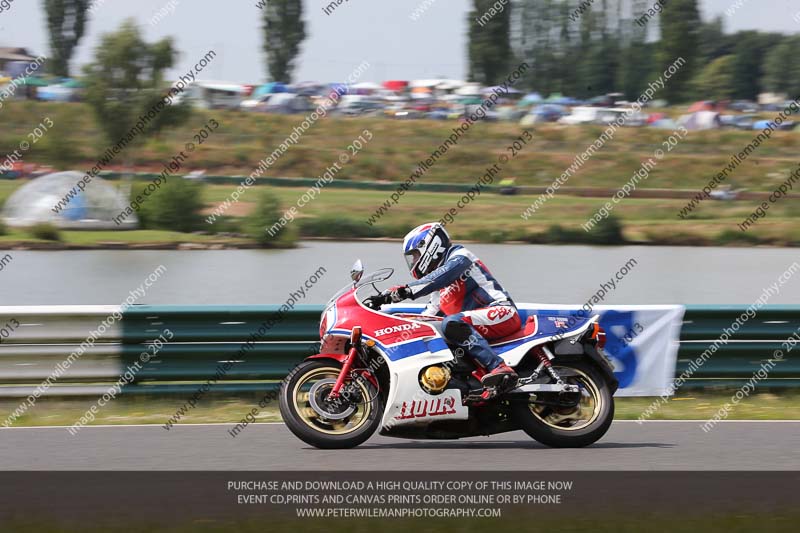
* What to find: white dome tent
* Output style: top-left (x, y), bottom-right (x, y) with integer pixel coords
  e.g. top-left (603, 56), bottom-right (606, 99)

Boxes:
top-left (2, 171), bottom-right (138, 229)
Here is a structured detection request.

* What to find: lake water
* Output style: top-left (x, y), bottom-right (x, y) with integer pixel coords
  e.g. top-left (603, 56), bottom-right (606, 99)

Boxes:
top-left (1, 242), bottom-right (798, 306)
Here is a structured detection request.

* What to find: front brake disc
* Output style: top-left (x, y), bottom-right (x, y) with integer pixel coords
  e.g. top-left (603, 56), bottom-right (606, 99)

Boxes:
top-left (307, 379), bottom-right (357, 421)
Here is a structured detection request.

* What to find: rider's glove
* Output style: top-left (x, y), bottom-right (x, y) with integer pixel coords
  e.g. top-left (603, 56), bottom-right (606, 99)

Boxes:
top-left (386, 285), bottom-right (413, 303)
top-left (365, 294), bottom-right (386, 309)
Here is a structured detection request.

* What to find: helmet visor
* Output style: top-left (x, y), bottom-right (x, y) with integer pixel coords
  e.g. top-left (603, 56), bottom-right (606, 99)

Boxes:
top-left (404, 249), bottom-right (420, 271)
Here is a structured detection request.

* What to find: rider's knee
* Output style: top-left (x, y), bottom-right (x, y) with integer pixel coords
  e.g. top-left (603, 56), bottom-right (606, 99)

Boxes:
top-left (442, 314), bottom-right (472, 344)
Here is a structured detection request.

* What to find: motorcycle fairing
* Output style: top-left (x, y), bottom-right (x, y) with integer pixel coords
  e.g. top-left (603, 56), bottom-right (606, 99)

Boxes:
top-left (323, 290), bottom-right (447, 361)
top-left (322, 326), bottom-right (466, 429)
top-left (320, 291), bottom-right (468, 428)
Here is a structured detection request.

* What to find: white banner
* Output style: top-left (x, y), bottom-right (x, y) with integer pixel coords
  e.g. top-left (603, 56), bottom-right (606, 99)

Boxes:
top-left (517, 304), bottom-right (685, 397)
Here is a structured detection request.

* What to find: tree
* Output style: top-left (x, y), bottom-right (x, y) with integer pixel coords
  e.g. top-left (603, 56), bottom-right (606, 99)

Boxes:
top-left (511, 0), bottom-right (791, 104)
top-left (657, 0), bottom-right (701, 103)
top-left (692, 55), bottom-right (735, 101)
top-left (614, 1), bottom-right (651, 100)
top-left (515, 0), bottom-right (562, 94)
top-left (697, 16), bottom-right (734, 64)
top-left (244, 189), bottom-right (297, 247)
top-left (43, 0), bottom-right (90, 77)
top-left (584, 1), bottom-right (620, 97)
top-left (138, 178), bottom-right (204, 233)
top-left (762, 36), bottom-right (800, 99)
top-left (468, 0), bottom-right (512, 85)
top-left (82, 20), bottom-right (190, 150)
top-left (729, 31), bottom-right (783, 100)
top-left (261, 0), bottom-right (306, 83)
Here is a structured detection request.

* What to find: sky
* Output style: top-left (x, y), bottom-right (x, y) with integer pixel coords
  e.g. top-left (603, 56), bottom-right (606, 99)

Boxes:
top-left (1, 0), bottom-right (799, 85)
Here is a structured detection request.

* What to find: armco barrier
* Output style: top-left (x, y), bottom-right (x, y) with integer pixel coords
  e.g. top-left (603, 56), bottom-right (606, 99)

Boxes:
top-left (0, 305), bottom-right (797, 398)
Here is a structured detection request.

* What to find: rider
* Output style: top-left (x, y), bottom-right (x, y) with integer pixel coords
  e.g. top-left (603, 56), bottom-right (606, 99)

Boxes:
top-left (383, 222), bottom-right (520, 393)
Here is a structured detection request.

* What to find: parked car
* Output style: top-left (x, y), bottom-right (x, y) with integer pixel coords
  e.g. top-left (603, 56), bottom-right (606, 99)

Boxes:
top-left (257, 93), bottom-right (314, 114)
top-left (587, 93), bottom-right (624, 107)
top-left (558, 106), bottom-right (602, 125)
top-left (519, 104), bottom-right (567, 125)
top-left (595, 108), bottom-right (648, 126)
top-left (718, 114), bottom-right (759, 130)
top-left (753, 119), bottom-right (797, 131)
top-left (240, 93), bottom-right (273, 110)
top-left (729, 100), bottom-right (759, 113)
top-left (709, 185), bottom-right (739, 201)
top-left (334, 99), bottom-right (385, 117)
top-left (181, 81), bottom-right (247, 110)
top-left (383, 102), bottom-right (420, 119)
top-left (559, 106), bottom-right (645, 126)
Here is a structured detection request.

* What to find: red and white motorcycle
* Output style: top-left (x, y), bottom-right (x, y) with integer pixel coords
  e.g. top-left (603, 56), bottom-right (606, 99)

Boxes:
top-left (279, 261), bottom-right (618, 449)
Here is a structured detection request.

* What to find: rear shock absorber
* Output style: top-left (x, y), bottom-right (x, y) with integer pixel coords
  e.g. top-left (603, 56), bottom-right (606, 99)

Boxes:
top-left (534, 346), bottom-right (564, 385)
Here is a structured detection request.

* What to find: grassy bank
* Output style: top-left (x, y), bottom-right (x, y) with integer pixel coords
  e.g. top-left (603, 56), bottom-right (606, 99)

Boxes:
top-left (2, 100), bottom-right (799, 193)
top-left (248, 186), bottom-right (800, 246)
top-left (2, 391), bottom-right (798, 428)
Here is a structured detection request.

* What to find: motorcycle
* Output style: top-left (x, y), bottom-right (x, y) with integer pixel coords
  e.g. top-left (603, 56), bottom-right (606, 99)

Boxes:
top-left (279, 260), bottom-right (618, 449)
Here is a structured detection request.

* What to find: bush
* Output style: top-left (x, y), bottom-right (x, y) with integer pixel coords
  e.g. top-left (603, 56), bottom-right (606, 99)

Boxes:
top-left (299, 215), bottom-right (387, 239)
top-left (137, 177), bottom-right (205, 233)
top-left (28, 223), bottom-right (61, 241)
top-left (209, 215), bottom-right (243, 235)
top-left (535, 215), bottom-right (626, 245)
top-left (542, 224), bottom-right (581, 244)
top-left (243, 189), bottom-right (297, 247)
top-left (466, 227), bottom-right (512, 243)
top-left (715, 229), bottom-right (764, 246)
top-left (588, 215), bottom-right (626, 245)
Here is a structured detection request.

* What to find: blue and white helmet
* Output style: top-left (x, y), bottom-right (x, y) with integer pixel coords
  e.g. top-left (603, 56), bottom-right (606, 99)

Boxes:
top-left (402, 223), bottom-right (451, 279)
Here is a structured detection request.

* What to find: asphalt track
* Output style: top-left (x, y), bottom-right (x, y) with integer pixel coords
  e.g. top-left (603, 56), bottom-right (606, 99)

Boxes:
top-left (1, 420), bottom-right (797, 470)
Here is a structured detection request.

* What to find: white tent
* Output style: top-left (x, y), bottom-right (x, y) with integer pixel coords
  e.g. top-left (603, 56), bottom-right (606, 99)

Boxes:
top-left (435, 79), bottom-right (466, 91)
top-left (2, 171), bottom-right (138, 229)
top-left (678, 111), bottom-right (721, 130)
top-left (455, 83), bottom-right (483, 96)
top-left (352, 81), bottom-right (382, 90)
top-left (409, 79), bottom-right (441, 88)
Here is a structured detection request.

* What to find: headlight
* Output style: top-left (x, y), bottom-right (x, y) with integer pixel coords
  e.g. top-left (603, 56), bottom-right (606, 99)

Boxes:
top-left (320, 305), bottom-right (335, 338)
top-left (319, 313), bottom-right (328, 338)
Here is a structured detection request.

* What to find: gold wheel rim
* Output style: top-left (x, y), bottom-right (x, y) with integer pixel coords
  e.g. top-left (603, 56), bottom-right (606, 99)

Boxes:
top-left (291, 366), bottom-right (373, 436)
top-left (528, 367), bottom-right (602, 431)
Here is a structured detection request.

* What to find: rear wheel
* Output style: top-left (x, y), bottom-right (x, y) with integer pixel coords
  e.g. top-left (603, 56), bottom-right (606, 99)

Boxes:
top-left (511, 357), bottom-right (614, 448)
top-left (279, 360), bottom-right (383, 449)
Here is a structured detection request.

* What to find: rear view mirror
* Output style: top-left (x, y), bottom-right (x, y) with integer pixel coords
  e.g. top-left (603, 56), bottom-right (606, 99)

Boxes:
top-left (350, 259), bottom-right (364, 283)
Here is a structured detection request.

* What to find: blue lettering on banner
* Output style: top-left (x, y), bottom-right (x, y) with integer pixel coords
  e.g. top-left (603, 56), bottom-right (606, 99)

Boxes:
top-left (599, 310), bottom-right (638, 388)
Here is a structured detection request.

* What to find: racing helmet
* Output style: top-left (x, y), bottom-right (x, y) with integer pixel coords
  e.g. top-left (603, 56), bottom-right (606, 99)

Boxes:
top-left (402, 223), bottom-right (451, 279)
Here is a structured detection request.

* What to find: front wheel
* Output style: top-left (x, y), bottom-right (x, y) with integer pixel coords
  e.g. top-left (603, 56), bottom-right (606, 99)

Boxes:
top-left (279, 360), bottom-right (383, 449)
top-left (511, 357), bottom-right (614, 448)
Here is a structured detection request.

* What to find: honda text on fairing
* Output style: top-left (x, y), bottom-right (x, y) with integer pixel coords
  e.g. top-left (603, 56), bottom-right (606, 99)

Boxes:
top-left (278, 260), bottom-right (618, 449)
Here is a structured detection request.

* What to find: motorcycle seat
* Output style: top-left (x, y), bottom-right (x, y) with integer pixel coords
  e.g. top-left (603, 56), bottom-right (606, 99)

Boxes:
top-left (489, 315), bottom-right (538, 346)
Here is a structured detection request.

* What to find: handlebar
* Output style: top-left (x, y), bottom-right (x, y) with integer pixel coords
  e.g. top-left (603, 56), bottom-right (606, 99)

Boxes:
top-left (363, 293), bottom-right (391, 310)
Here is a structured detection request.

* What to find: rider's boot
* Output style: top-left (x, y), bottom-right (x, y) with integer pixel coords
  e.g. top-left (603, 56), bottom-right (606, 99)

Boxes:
top-left (479, 362), bottom-right (518, 399)
top-left (481, 362), bottom-right (517, 386)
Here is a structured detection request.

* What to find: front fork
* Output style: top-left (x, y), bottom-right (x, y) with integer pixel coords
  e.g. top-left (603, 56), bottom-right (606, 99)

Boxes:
top-left (328, 326), bottom-right (363, 400)
top-left (328, 345), bottom-right (359, 399)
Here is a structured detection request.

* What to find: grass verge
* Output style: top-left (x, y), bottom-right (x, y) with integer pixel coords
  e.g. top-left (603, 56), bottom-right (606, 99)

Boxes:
top-left (0, 178), bottom-right (797, 247)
